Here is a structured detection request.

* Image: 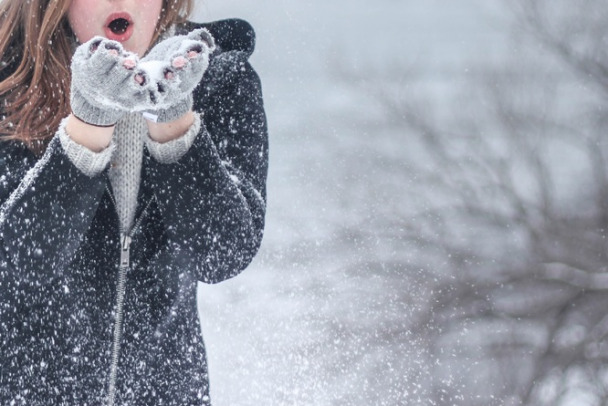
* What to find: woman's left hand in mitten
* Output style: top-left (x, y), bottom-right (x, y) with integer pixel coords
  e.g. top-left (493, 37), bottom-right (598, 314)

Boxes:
top-left (138, 28), bottom-right (216, 123)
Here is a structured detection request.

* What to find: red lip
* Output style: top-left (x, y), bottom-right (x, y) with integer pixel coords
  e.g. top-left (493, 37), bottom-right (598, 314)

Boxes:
top-left (104, 12), bottom-right (134, 42)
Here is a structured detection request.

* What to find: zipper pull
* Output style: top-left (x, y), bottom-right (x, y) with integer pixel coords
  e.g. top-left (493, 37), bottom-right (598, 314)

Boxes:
top-left (120, 234), bottom-right (132, 268)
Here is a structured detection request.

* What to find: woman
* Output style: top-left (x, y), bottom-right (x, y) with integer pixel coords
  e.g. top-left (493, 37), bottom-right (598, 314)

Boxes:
top-left (0, 0), bottom-right (268, 404)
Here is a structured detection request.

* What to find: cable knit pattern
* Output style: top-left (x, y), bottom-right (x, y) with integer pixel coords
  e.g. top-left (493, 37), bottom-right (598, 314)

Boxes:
top-left (145, 112), bottom-right (201, 164)
top-left (58, 117), bottom-right (115, 177)
top-left (107, 113), bottom-right (146, 232)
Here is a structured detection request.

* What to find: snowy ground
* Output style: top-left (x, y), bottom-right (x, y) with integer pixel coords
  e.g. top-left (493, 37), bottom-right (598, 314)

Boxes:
top-left (194, 1), bottom-right (512, 404)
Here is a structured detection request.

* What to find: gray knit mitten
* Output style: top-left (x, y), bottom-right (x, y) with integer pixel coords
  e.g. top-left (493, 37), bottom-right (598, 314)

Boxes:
top-left (139, 28), bottom-right (216, 123)
top-left (70, 37), bottom-right (157, 126)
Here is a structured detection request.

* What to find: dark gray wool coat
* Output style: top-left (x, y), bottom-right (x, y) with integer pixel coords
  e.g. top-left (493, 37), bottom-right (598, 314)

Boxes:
top-left (0, 19), bottom-right (268, 406)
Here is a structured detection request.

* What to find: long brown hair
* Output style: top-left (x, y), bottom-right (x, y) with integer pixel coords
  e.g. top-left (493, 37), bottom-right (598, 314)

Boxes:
top-left (0, 0), bottom-right (193, 154)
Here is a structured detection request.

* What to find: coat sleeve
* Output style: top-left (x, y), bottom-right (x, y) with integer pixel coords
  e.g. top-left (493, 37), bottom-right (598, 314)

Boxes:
top-left (0, 135), bottom-right (108, 278)
top-left (144, 51), bottom-right (269, 284)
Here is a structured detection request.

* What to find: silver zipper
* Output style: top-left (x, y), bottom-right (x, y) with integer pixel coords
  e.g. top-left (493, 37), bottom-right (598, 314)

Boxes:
top-left (104, 184), bottom-right (155, 406)
top-left (119, 234), bottom-right (131, 268)
top-left (107, 240), bottom-right (128, 406)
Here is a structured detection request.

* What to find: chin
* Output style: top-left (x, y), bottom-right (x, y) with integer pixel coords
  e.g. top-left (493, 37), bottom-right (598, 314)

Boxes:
top-left (120, 42), bottom-right (142, 56)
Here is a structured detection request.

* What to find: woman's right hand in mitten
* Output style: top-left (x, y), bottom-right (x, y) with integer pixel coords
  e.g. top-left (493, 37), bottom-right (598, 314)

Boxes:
top-left (70, 37), bottom-right (156, 127)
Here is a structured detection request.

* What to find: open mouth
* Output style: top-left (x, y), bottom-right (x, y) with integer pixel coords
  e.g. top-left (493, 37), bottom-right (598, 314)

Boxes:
top-left (108, 18), bottom-right (130, 35)
top-left (104, 13), bottom-right (133, 42)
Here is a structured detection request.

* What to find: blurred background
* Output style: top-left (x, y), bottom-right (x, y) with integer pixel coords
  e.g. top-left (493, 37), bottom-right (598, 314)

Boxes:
top-left (193, 1), bottom-right (608, 405)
